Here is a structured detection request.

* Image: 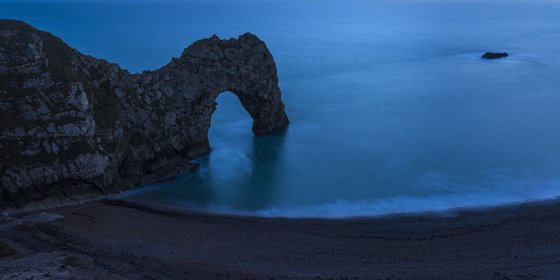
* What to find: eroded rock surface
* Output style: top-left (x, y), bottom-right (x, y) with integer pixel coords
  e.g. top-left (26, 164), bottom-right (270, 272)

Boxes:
top-left (0, 20), bottom-right (288, 210)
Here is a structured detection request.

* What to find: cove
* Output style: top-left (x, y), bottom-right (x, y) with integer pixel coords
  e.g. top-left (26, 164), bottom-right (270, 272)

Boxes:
top-left (2, 0), bottom-right (560, 217)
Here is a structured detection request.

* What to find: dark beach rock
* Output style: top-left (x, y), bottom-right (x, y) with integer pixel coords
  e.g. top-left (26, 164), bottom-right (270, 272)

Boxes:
top-left (482, 52), bottom-right (509, 59)
top-left (0, 20), bottom-right (288, 210)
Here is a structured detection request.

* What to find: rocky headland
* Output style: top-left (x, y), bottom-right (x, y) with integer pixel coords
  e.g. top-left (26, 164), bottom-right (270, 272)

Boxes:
top-left (0, 20), bottom-right (288, 210)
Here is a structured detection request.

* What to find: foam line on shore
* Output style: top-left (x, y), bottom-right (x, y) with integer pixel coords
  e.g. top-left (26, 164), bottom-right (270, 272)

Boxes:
top-left (170, 191), bottom-right (560, 219)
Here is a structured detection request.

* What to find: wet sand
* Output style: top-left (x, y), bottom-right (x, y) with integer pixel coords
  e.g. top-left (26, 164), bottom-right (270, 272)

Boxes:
top-left (2, 198), bottom-right (560, 279)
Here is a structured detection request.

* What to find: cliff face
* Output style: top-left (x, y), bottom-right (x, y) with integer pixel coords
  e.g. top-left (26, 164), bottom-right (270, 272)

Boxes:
top-left (0, 20), bottom-right (288, 210)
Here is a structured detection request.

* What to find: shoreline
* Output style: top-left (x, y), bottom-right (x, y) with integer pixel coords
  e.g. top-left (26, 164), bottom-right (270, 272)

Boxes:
top-left (123, 193), bottom-right (560, 220)
top-left (2, 197), bottom-right (560, 279)
top-left (0, 160), bottom-right (200, 216)
top-left (6, 181), bottom-right (560, 220)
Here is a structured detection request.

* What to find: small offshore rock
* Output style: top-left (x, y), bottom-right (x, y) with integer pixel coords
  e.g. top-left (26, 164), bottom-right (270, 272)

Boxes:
top-left (482, 52), bottom-right (509, 59)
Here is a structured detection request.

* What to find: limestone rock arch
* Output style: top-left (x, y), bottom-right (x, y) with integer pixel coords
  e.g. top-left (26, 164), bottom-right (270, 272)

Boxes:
top-left (0, 20), bottom-right (288, 209)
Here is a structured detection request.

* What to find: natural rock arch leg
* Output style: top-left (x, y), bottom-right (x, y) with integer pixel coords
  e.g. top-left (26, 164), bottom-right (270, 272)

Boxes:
top-left (229, 86), bottom-right (288, 136)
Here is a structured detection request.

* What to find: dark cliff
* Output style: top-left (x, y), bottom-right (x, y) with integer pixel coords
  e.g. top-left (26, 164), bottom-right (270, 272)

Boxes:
top-left (0, 20), bottom-right (289, 210)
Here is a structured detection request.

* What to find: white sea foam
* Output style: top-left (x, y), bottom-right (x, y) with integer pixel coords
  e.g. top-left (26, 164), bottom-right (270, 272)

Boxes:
top-left (188, 191), bottom-right (560, 219)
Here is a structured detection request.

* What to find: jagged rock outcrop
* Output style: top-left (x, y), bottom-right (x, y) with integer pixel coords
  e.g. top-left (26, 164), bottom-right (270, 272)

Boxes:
top-left (0, 20), bottom-right (288, 210)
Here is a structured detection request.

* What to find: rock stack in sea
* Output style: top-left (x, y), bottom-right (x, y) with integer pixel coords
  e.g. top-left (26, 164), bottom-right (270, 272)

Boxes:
top-left (482, 52), bottom-right (509, 59)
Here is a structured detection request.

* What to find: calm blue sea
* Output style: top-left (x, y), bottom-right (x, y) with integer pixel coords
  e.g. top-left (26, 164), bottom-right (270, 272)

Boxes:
top-left (3, 0), bottom-right (560, 217)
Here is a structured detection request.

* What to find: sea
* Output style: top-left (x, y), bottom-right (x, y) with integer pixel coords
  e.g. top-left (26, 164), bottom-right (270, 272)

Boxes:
top-left (2, 0), bottom-right (560, 217)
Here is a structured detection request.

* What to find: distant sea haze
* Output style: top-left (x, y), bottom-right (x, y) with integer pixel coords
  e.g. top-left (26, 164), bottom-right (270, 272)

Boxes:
top-left (3, 0), bottom-right (560, 217)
